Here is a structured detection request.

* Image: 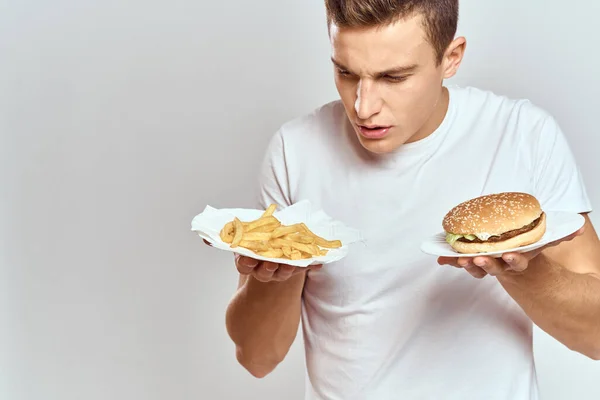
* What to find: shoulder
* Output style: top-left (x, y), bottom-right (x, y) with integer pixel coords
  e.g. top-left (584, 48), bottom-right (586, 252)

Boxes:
top-left (261, 99), bottom-right (348, 165)
top-left (451, 85), bottom-right (551, 121)
top-left (257, 100), bottom-right (348, 205)
top-left (450, 85), bottom-right (559, 140)
top-left (277, 99), bottom-right (347, 142)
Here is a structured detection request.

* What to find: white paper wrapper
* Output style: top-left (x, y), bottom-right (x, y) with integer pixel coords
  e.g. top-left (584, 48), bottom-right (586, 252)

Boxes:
top-left (191, 200), bottom-right (363, 267)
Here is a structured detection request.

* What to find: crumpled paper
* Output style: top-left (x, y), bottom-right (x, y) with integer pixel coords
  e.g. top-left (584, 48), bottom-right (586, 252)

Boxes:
top-left (191, 199), bottom-right (362, 267)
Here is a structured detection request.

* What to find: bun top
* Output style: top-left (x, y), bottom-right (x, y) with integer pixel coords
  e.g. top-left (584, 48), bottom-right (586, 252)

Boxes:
top-left (442, 192), bottom-right (543, 235)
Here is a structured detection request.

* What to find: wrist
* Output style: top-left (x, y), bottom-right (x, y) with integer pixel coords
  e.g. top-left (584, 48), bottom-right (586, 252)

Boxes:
top-left (243, 271), bottom-right (306, 297)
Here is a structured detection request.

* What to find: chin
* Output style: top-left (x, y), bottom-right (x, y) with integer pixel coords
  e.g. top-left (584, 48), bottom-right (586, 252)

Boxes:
top-left (356, 132), bottom-right (404, 154)
top-left (361, 142), bottom-right (396, 154)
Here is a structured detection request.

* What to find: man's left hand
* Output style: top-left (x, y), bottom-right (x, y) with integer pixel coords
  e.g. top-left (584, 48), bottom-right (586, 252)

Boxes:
top-left (437, 227), bottom-right (585, 279)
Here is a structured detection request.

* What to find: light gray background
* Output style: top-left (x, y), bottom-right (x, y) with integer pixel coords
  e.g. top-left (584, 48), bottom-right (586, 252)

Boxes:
top-left (1, 1), bottom-right (599, 399)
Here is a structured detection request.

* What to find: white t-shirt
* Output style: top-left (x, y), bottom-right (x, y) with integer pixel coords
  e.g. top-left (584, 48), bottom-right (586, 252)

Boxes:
top-left (255, 85), bottom-right (593, 400)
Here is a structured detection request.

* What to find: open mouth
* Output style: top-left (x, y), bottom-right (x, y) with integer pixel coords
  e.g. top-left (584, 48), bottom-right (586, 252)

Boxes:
top-left (357, 124), bottom-right (392, 139)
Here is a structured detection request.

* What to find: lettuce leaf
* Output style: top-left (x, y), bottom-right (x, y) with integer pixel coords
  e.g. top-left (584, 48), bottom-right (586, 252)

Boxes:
top-left (445, 233), bottom-right (477, 245)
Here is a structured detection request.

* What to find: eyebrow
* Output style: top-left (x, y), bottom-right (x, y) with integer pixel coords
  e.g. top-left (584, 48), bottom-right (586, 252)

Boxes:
top-left (331, 57), bottom-right (419, 77)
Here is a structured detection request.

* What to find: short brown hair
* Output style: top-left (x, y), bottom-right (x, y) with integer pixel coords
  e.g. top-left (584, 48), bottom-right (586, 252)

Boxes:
top-left (325, 0), bottom-right (459, 64)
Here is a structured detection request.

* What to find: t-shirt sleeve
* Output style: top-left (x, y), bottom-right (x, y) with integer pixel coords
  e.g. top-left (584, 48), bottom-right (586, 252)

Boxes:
top-left (255, 129), bottom-right (292, 210)
top-left (532, 115), bottom-right (593, 214)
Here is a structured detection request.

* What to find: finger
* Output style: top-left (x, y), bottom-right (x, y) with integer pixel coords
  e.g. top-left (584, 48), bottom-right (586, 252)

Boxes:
top-left (274, 264), bottom-right (295, 281)
top-left (203, 239), bottom-right (213, 247)
top-left (472, 256), bottom-right (506, 276)
top-left (501, 253), bottom-right (529, 272)
top-left (291, 263), bottom-right (322, 276)
top-left (437, 257), bottom-right (465, 269)
top-left (573, 226), bottom-right (586, 238)
top-left (308, 264), bottom-right (323, 271)
top-left (543, 227), bottom-right (586, 251)
top-left (446, 257), bottom-right (477, 270)
top-left (437, 257), bottom-right (460, 267)
top-left (253, 261), bottom-right (279, 282)
top-left (463, 264), bottom-right (488, 279)
top-left (235, 255), bottom-right (259, 275)
top-left (457, 257), bottom-right (474, 268)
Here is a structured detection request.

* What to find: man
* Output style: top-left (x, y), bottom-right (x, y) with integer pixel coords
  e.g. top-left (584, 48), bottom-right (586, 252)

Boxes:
top-left (222, 1), bottom-right (600, 399)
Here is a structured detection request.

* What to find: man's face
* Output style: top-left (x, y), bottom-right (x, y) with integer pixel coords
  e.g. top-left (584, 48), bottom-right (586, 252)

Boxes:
top-left (330, 14), bottom-right (455, 154)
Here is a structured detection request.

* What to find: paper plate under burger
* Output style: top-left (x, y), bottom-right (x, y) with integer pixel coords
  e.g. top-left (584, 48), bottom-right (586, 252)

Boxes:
top-left (420, 192), bottom-right (586, 258)
top-left (191, 199), bottom-right (363, 267)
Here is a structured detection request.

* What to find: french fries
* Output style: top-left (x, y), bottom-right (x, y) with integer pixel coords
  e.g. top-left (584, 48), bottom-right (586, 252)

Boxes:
top-left (218, 204), bottom-right (343, 260)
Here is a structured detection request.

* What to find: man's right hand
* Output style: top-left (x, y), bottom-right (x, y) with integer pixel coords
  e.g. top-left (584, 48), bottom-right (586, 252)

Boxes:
top-left (235, 254), bottom-right (322, 282)
top-left (204, 238), bottom-right (321, 283)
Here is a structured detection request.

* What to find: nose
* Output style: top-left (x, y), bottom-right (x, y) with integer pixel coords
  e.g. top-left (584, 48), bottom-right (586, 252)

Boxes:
top-left (355, 80), bottom-right (382, 121)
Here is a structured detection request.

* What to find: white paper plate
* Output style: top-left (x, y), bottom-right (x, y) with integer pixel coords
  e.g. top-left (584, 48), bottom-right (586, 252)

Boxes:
top-left (420, 211), bottom-right (585, 258)
top-left (191, 199), bottom-right (363, 267)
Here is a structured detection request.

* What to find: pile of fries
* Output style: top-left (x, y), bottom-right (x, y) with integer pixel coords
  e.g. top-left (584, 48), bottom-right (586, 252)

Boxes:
top-left (219, 204), bottom-right (342, 260)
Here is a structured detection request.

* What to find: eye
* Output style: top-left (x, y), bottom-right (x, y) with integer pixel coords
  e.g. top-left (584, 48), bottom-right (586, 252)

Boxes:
top-left (384, 75), bottom-right (408, 83)
top-left (335, 67), bottom-right (351, 77)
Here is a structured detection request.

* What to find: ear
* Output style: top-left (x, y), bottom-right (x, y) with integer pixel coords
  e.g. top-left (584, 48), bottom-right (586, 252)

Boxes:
top-left (442, 36), bottom-right (467, 79)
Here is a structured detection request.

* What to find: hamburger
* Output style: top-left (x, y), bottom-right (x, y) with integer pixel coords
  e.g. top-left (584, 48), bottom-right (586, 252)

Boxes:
top-left (442, 192), bottom-right (546, 254)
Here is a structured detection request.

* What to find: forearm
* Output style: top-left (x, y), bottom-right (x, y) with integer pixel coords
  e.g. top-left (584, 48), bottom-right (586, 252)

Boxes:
top-left (225, 272), bottom-right (306, 376)
top-left (497, 253), bottom-right (600, 359)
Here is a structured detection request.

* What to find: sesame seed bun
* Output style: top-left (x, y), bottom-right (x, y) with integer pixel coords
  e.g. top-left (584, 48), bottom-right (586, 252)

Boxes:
top-left (442, 192), bottom-right (546, 254)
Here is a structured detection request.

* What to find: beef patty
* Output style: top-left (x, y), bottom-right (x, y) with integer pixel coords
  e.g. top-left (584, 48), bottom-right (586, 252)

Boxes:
top-left (457, 216), bottom-right (542, 243)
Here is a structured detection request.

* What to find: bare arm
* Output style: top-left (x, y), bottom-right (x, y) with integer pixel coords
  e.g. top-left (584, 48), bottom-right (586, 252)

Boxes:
top-left (441, 214), bottom-right (600, 359)
top-left (225, 255), bottom-right (318, 377)
top-left (496, 214), bottom-right (600, 359)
